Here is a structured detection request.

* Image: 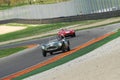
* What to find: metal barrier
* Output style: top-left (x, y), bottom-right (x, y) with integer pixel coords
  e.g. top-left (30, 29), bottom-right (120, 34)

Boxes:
top-left (0, 10), bottom-right (120, 24)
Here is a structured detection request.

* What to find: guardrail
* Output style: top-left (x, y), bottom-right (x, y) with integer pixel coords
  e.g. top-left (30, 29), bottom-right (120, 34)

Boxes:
top-left (0, 10), bottom-right (120, 24)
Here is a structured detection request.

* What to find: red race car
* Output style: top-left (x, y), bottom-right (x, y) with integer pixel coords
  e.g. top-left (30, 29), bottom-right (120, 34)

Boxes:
top-left (58, 28), bottom-right (76, 38)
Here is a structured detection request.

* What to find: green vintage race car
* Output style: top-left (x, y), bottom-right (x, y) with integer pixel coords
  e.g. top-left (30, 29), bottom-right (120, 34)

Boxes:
top-left (41, 37), bottom-right (70, 57)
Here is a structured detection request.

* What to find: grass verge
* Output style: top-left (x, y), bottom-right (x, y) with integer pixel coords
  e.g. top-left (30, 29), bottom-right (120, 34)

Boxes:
top-left (76, 20), bottom-right (120, 31)
top-left (0, 19), bottom-right (103, 42)
top-left (0, 0), bottom-right (69, 10)
top-left (12, 29), bottom-right (120, 80)
top-left (0, 47), bottom-right (26, 58)
top-left (0, 3), bottom-right (28, 10)
top-left (0, 5), bottom-right (12, 10)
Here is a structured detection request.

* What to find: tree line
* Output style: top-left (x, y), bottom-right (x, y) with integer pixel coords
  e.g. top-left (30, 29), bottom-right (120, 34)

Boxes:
top-left (0, 0), bottom-right (69, 6)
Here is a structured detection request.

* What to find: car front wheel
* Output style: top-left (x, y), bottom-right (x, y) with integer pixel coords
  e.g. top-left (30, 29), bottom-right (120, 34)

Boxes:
top-left (50, 52), bottom-right (53, 55)
top-left (42, 50), bottom-right (47, 57)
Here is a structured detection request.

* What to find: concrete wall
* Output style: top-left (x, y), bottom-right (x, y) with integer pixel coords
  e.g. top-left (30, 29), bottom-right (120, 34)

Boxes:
top-left (0, 0), bottom-right (120, 20)
top-left (0, 10), bottom-right (120, 24)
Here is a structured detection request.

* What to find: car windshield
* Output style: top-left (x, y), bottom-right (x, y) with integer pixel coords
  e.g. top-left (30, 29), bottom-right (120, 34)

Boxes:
top-left (42, 35), bottom-right (65, 45)
top-left (47, 36), bottom-right (60, 43)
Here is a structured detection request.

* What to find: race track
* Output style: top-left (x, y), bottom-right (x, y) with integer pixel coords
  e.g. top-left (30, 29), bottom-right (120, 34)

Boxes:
top-left (0, 23), bottom-right (120, 78)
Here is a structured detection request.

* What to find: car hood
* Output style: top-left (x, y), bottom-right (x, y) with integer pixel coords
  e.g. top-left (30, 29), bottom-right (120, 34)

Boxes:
top-left (42, 41), bottom-right (61, 47)
top-left (59, 30), bottom-right (72, 34)
top-left (65, 30), bottom-right (71, 33)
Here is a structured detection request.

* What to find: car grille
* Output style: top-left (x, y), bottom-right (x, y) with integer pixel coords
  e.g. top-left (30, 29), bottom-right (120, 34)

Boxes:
top-left (47, 46), bottom-right (58, 51)
top-left (48, 46), bottom-right (56, 49)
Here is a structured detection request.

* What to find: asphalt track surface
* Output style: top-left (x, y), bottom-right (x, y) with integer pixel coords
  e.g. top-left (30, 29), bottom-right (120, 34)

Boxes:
top-left (0, 23), bottom-right (120, 78)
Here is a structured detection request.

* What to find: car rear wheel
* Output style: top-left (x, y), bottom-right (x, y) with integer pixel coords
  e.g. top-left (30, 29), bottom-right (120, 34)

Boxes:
top-left (42, 50), bottom-right (47, 57)
top-left (62, 43), bottom-right (66, 52)
top-left (67, 40), bottom-right (70, 45)
top-left (73, 33), bottom-right (76, 37)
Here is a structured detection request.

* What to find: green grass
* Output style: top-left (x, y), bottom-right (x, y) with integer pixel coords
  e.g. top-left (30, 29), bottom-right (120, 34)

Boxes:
top-left (37, 0), bottom-right (69, 4)
top-left (0, 19), bottom-right (103, 42)
top-left (0, 47), bottom-right (26, 58)
top-left (0, 5), bottom-right (12, 10)
top-left (0, 0), bottom-right (69, 10)
top-left (0, 3), bottom-right (28, 10)
top-left (12, 28), bottom-right (120, 80)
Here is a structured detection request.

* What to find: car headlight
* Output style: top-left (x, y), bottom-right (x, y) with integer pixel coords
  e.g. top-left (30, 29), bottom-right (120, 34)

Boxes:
top-left (58, 42), bottom-right (62, 46)
top-left (41, 46), bottom-right (45, 49)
